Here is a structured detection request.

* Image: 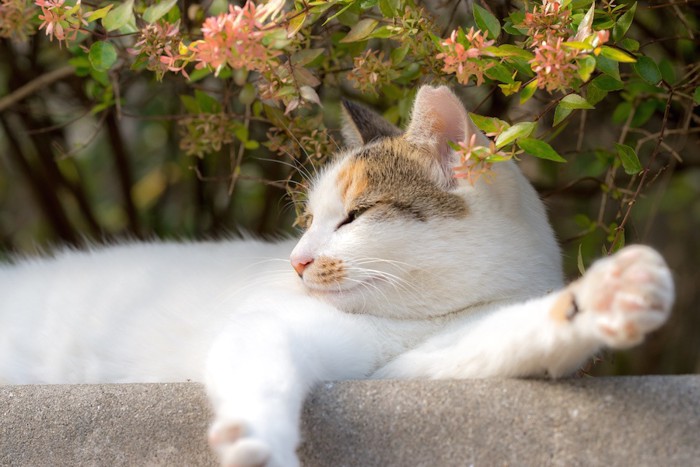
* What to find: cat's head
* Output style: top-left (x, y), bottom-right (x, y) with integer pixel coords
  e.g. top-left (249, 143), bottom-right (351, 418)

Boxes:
top-left (290, 86), bottom-right (563, 319)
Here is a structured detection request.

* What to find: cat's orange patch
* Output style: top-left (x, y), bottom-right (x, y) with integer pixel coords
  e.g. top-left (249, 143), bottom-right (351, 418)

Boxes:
top-left (550, 290), bottom-right (574, 322)
top-left (337, 160), bottom-right (368, 206)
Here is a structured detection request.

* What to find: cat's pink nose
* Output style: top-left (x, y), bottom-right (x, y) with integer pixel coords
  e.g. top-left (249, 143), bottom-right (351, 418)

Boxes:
top-left (291, 256), bottom-right (314, 277)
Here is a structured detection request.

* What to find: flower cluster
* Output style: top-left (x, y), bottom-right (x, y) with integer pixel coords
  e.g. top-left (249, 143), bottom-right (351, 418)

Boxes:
top-left (529, 37), bottom-right (580, 92)
top-left (190, 1), bottom-right (282, 76)
top-left (523, 0), bottom-right (610, 91)
top-left (265, 114), bottom-right (332, 162)
top-left (130, 21), bottom-right (186, 80)
top-left (436, 27), bottom-right (495, 86)
top-left (522, 0), bottom-right (572, 44)
top-left (452, 134), bottom-right (510, 185)
top-left (36, 0), bottom-right (87, 47)
top-left (0, 0), bottom-right (35, 40)
top-left (348, 50), bottom-right (398, 95)
top-left (179, 113), bottom-right (237, 158)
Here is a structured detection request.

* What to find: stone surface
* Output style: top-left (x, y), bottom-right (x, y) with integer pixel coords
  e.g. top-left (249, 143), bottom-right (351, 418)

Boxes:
top-left (2, 376), bottom-right (699, 466)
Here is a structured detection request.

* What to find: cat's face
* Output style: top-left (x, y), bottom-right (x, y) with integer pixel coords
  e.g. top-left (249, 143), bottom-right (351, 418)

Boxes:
top-left (290, 86), bottom-right (563, 319)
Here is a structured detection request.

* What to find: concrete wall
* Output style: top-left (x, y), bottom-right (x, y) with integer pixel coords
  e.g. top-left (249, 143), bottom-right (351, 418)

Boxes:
top-left (2, 376), bottom-right (698, 466)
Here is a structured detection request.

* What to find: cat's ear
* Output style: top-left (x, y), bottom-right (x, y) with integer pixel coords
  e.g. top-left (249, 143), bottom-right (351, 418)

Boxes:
top-left (341, 99), bottom-right (401, 148)
top-left (404, 86), bottom-right (489, 184)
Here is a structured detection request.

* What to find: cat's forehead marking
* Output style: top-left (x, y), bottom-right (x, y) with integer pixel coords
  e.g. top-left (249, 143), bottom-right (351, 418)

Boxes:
top-left (336, 158), bottom-right (369, 207)
top-left (334, 138), bottom-right (468, 219)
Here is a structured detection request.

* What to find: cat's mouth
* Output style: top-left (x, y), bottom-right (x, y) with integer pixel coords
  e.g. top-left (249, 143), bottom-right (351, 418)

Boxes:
top-left (304, 276), bottom-right (379, 297)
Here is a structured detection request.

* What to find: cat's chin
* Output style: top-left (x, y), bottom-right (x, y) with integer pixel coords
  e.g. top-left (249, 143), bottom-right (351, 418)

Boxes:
top-left (303, 280), bottom-right (379, 313)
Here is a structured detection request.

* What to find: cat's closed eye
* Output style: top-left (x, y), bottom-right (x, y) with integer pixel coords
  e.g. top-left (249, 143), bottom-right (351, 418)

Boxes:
top-left (337, 206), bottom-right (371, 230)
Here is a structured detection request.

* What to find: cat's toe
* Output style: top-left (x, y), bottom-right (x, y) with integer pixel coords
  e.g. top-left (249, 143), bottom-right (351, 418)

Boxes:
top-left (219, 438), bottom-right (271, 467)
top-left (576, 245), bottom-right (674, 348)
top-left (209, 420), bottom-right (271, 467)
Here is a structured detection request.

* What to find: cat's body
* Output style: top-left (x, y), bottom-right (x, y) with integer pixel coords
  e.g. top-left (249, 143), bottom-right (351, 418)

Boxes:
top-left (0, 86), bottom-right (674, 467)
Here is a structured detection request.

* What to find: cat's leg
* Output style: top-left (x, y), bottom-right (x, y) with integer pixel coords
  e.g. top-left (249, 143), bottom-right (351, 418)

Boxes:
top-left (374, 245), bottom-right (674, 379)
top-left (205, 296), bottom-right (381, 467)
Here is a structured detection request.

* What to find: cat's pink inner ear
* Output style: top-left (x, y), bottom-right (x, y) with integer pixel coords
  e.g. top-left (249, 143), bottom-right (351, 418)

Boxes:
top-left (405, 86), bottom-right (469, 158)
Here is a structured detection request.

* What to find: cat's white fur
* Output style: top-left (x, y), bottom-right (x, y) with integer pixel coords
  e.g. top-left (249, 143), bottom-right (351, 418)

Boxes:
top-left (0, 86), bottom-right (674, 467)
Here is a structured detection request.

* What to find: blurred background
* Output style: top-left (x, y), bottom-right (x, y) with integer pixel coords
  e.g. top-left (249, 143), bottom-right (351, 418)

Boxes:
top-left (0, 0), bottom-right (698, 375)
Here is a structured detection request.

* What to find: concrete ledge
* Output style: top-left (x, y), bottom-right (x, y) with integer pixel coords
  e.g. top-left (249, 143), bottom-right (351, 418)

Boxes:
top-left (2, 377), bottom-right (699, 466)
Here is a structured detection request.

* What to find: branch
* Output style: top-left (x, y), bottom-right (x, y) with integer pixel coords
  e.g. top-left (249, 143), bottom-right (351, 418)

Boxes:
top-left (0, 65), bottom-right (74, 113)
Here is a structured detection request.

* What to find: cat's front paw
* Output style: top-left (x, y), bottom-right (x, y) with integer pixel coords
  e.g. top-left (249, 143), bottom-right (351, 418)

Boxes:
top-left (574, 245), bottom-right (674, 348)
top-left (209, 420), bottom-right (270, 467)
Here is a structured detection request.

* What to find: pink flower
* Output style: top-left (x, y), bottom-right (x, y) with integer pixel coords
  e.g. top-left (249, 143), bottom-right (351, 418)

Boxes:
top-left (530, 37), bottom-right (579, 91)
top-left (36, 0), bottom-right (86, 47)
top-left (130, 20), bottom-right (188, 80)
top-left (348, 50), bottom-right (398, 95)
top-left (436, 27), bottom-right (495, 85)
top-left (0, 0), bottom-right (36, 40)
top-left (452, 134), bottom-right (509, 185)
top-left (191, 1), bottom-right (281, 75)
top-left (522, 0), bottom-right (572, 44)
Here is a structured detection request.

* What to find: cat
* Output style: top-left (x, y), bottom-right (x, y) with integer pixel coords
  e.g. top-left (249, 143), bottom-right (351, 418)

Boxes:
top-left (0, 85), bottom-right (674, 467)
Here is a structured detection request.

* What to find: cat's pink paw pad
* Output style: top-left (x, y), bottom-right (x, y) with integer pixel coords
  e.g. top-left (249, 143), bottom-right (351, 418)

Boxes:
top-left (576, 245), bottom-right (674, 348)
top-left (209, 421), bottom-right (270, 467)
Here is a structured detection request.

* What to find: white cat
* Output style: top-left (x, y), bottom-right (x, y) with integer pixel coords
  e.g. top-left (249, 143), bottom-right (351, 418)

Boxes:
top-left (0, 86), bottom-right (674, 467)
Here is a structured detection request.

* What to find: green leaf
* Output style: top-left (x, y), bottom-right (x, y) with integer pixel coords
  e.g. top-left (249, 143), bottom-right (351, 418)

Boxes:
top-left (484, 62), bottom-right (514, 83)
top-left (180, 95), bottom-right (199, 113)
top-left (591, 75), bottom-right (624, 91)
top-left (520, 80), bottom-right (538, 104)
top-left (631, 99), bottom-right (657, 127)
top-left (499, 81), bottom-right (521, 96)
top-left (560, 94), bottom-right (594, 110)
top-left (287, 12), bottom-right (307, 38)
top-left (599, 46), bottom-right (636, 63)
top-left (596, 55), bottom-right (620, 80)
top-left (473, 4), bottom-right (501, 40)
top-left (586, 85), bottom-right (608, 106)
top-left (194, 90), bottom-right (221, 113)
top-left (553, 105), bottom-right (573, 126)
top-left (339, 18), bottom-right (377, 43)
top-left (576, 55), bottom-right (596, 82)
top-left (244, 140), bottom-right (260, 150)
top-left (613, 2), bottom-right (636, 42)
top-left (390, 44), bottom-right (410, 64)
top-left (694, 87), bottom-right (700, 105)
top-left (518, 138), bottom-right (566, 162)
top-left (468, 113), bottom-right (510, 134)
top-left (659, 59), bottom-right (676, 85)
top-left (563, 41), bottom-right (593, 51)
top-left (369, 25), bottom-right (397, 39)
top-left (143, 0), bottom-right (178, 23)
top-left (88, 41), bottom-right (118, 72)
top-left (103, 0), bottom-right (135, 32)
top-left (239, 83), bottom-right (257, 105)
top-left (577, 244), bottom-right (586, 275)
top-left (291, 48), bottom-right (324, 66)
top-left (378, 0), bottom-right (399, 17)
top-left (612, 102), bottom-right (632, 124)
top-left (483, 45), bottom-right (534, 60)
top-left (633, 56), bottom-right (662, 85)
top-left (86, 4), bottom-right (113, 22)
top-left (619, 38), bottom-right (639, 52)
top-left (615, 143), bottom-right (642, 174)
top-left (495, 121), bottom-right (537, 148)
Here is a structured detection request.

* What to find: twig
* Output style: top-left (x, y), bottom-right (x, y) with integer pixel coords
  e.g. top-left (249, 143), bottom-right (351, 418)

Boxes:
top-left (0, 65), bottom-right (74, 113)
top-left (607, 90), bottom-right (675, 254)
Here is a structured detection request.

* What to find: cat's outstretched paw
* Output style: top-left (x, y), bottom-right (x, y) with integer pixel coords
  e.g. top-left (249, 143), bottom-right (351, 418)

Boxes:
top-left (209, 420), bottom-right (270, 467)
top-left (574, 245), bottom-right (674, 348)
